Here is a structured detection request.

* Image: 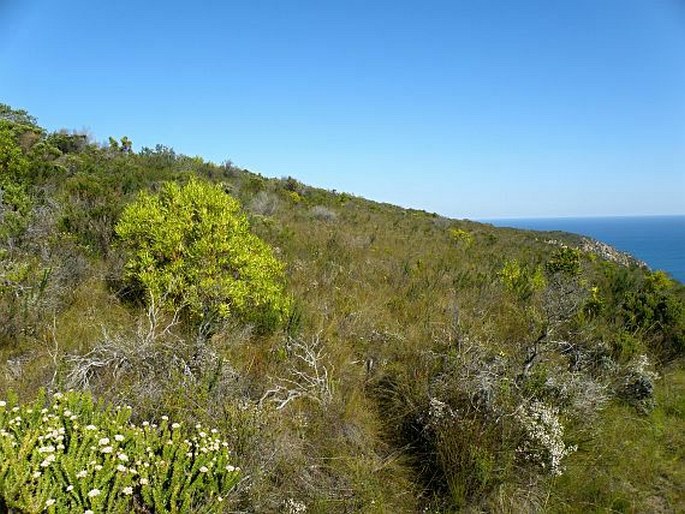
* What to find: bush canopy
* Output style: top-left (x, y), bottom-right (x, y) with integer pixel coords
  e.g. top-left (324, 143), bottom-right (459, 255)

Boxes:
top-left (115, 178), bottom-right (290, 331)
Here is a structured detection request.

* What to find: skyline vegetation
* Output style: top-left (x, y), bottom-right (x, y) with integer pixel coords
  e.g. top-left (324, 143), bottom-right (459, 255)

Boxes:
top-left (0, 103), bottom-right (683, 512)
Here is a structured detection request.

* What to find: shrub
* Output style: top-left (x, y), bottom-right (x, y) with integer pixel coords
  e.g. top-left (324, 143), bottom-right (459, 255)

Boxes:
top-left (248, 191), bottom-right (279, 216)
top-left (545, 247), bottom-right (581, 277)
top-left (0, 126), bottom-right (32, 241)
top-left (0, 390), bottom-right (240, 513)
top-left (498, 260), bottom-right (546, 301)
top-left (448, 227), bottom-right (473, 247)
top-left (115, 178), bottom-right (290, 331)
top-left (309, 205), bottom-right (337, 222)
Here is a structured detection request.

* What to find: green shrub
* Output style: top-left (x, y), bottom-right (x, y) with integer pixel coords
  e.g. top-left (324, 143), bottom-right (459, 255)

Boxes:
top-left (0, 390), bottom-right (240, 513)
top-left (498, 259), bottom-right (546, 301)
top-left (448, 227), bottom-right (474, 247)
top-left (115, 178), bottom-right (291, 331)
top-left (0, 126), bottom-right (32, 241)
top-left (545, 247), bottom-right (581, 276)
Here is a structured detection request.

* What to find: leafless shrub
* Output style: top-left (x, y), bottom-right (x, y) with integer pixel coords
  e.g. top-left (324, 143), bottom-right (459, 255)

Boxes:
top-left (260, 335), bottom-right (334, 410)
top-left (309, 205), bottom-right (337, 222)
top-left (65, 298), bottom-right (183, 390)
top-left (249, 191), bottom-right (279, 216)
top-left (542, 369), bottom-right (609, 420)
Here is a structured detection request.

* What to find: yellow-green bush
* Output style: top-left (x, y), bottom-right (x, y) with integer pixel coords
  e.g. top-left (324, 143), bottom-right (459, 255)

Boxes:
top-left (498, 259), bottom-right (546, 301)
top-left (0, 390), bottom-right (240, 513)
top-left (115, 178), bottom-right (291, 331)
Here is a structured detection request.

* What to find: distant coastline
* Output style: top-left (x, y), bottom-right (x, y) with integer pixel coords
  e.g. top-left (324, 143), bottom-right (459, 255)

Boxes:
top-left (481, 215), bottom-right (685, 284)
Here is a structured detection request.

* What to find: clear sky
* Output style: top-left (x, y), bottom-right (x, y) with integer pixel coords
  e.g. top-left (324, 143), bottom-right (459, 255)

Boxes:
top-left (1, 0), bottom-right (683, 218)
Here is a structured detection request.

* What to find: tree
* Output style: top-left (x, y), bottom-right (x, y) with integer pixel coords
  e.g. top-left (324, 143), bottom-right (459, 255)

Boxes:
top-left (115, 178), bottom-right (291, 331)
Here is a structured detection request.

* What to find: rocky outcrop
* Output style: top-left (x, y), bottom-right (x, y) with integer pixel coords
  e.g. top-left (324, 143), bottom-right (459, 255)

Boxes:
top-left (580, 237), bottom-right (648, 269)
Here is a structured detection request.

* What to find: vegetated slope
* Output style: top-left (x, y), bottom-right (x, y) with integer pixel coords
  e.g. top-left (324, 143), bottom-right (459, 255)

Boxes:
top-left (1, 103), bottom-right (683, 513)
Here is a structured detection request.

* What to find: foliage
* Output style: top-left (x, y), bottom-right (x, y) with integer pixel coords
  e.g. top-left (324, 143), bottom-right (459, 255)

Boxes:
top-left (498, 259), bottom-right (546, 300)
top-left (621, 271), bottom-right (684, 359)
top-left (448, 227), bottom-right (474, 247)
top-left (0, 390), bottom-right (240, 513)
top-left (0, 104), bottom-right (683, 512)
top-left (0, 126), bottom-right (32, 241)
top-left (545, 246), bottom-right (581, 276)
top-left (115, 178), bottom-right (291, 331)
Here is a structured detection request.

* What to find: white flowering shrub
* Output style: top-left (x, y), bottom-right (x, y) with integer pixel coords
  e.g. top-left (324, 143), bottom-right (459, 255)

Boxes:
top-left (515, 400), bottom-right (576, 476)
top-left (619, 354), bottom-right (659, 408)
top-left (0, 391), bottom-right (240, 513)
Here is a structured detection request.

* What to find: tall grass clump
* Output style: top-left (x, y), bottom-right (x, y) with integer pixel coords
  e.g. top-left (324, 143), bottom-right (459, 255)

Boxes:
top-left (0, 390), bottom-right (240, 513)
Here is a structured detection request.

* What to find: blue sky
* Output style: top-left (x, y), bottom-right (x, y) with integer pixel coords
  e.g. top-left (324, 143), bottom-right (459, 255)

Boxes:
top-left (1, 0), bottom-right (683, 218)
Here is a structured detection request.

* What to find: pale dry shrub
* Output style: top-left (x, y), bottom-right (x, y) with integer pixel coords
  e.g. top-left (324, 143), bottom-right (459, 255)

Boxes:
top-left (249, 191), bottom-right (280, 216)
top-left (515, 400), bottom-right (577, 476)
top-left (260, 335), bottom-right (334, 410)
top-left (309, 205), bottom-right (337, 222)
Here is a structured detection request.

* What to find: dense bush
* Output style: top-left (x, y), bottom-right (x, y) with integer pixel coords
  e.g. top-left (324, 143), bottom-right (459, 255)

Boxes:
top-left (115, 178), bottom-right (291, 331)
top-left (0, 391), bottom-right (240, 513)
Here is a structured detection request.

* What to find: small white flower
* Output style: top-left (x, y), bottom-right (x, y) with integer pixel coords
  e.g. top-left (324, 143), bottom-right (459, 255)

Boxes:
top-left (172, 422), bottom-right (181, 429)
top-left (117, 464), bottom-right (127, 472)
top-left (122, 486), bottom-right (133, 495)
top-left (0, 400), bottom-right (6, 407)
top-left (87, 488), bottom-right (101, 498)
top-left (94, 465), bottom-right (103, 471)
top-left (76, 470), bottom-right (88, 478)
top-left (114, 434), bottom-right (124, 442)
top-left (66, 485), bottom-right (74, 492)
top-left (85, 510), bottom-right (94, 514)
top-left (139, 477), bottom-right (149, 485)
top-left (45, 498), bottom-right (56, 507)
top-left (41, 454), bottom-right (56, 467)
top-left (100, 446), bottom-right (113, 454)
top-left (118, 453), bottom-right (129, 462)
top-left (142, 421), bottom-right (149, 427)
top-left (85, 424), bottom-right (97, 431)
top-left (64, 410), bottom-right (72, 417)
top-left (98, 437), bottom-right (110, 446)
top-left (199, 466), bottom-right (209, 473)
top-left (225, 464), bottom-right (236, 472)
top-left (161, 415), bottom-right (169, 421)
top-left (32, 471), bottom-right (41, 478)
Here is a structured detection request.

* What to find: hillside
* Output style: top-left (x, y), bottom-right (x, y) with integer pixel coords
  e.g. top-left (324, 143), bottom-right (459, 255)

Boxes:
top-left (1, 104), bottom-right (684, 513)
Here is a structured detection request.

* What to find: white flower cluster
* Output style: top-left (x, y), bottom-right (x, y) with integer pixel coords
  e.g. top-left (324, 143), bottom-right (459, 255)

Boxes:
top-left (515, 400), bottom-right (577, 476)
top-left (0, 391), bottom-right (242, 511)
top-left (427, 396), bottom-right (456, 428)
top-left (628, 354), bottom-right (659, 383)
top-left (284, 497), bottom-right (308, 514)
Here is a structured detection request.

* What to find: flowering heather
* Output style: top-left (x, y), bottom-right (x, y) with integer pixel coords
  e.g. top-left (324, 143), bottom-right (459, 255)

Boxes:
top-left (0, 391), bottom-right (240, 513)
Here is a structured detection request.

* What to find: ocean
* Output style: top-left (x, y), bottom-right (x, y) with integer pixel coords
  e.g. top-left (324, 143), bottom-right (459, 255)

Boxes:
top-left (482, 216), bottom-right (685, 284)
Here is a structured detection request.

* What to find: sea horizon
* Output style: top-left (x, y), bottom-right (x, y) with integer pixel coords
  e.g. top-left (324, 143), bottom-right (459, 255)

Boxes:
top-left (480, 215), bottom-right (685, 284)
